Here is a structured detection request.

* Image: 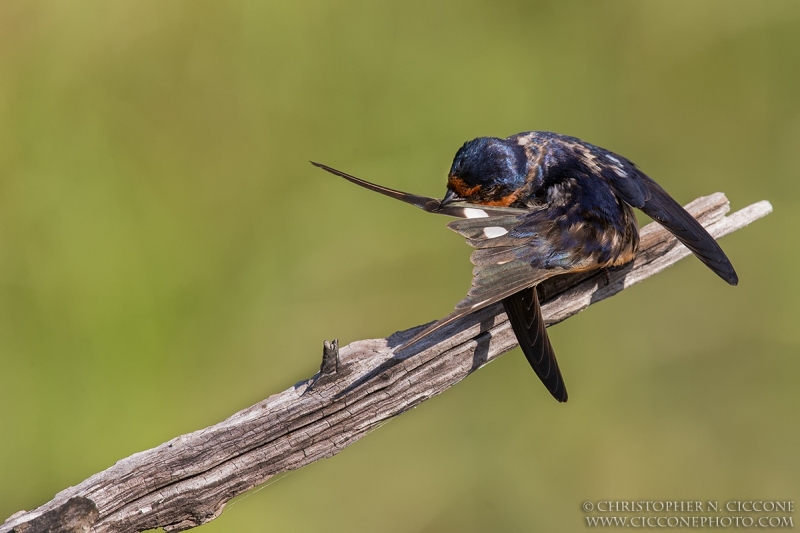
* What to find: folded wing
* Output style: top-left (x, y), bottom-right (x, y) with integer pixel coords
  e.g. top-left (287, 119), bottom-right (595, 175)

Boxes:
top-left (638, 174), bottom-right (738, 285)
top-left (590, 151), bottom-right (738, 286)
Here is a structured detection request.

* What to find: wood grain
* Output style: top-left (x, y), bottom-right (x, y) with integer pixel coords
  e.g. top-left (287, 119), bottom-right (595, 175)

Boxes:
top-left (1, 194), bottom-right (772, 533)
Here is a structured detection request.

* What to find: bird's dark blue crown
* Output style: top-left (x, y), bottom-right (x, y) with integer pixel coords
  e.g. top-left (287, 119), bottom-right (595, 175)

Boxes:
top-left (448, 137), bottom-right (528, 202)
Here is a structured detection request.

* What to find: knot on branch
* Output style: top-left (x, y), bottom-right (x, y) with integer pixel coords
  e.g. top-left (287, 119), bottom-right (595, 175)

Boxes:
top-left (10, 497), bottom-right (98, 533)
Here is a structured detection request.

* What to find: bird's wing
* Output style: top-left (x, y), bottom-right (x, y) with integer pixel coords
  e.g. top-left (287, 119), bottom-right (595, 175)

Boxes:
top-left (565, 140), bottom-right (737, 285)
top-left (502, 287), bottom-right (567, 402)
top-left (579, 144), bottom-right (739, 285)
top-left (568, 144), bottom-right (738, 285)
top-left (398, 209), bottom-right (593, 349)
top-left (636, 173), bottom-right (738, 285)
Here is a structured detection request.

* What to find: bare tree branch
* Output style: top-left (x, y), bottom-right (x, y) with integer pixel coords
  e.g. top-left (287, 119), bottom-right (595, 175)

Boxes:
top-left (1, 194), bottom-right (772, 533)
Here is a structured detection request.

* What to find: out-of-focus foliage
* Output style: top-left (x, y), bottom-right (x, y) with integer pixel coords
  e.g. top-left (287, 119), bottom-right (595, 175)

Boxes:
top-left (1, 1), bottom-right (797, 531)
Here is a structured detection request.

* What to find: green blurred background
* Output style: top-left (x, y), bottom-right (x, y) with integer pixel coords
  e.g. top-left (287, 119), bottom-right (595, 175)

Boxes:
top-left (1, 1), bottom-right (797, 531)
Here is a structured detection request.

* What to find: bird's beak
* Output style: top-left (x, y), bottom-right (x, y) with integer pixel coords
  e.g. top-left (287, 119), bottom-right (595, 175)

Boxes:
top-left (439, 189), bottom-right (464, 208)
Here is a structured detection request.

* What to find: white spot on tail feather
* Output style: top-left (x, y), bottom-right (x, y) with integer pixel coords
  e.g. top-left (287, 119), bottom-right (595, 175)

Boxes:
top-left (483, 226), bottom-right (509, 238)
top-left (463, 208), bottom-right (489, 218)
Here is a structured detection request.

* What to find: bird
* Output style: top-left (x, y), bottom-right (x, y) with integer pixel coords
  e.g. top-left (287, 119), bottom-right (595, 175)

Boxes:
top-left (312, 131), bottom-right (737, 403)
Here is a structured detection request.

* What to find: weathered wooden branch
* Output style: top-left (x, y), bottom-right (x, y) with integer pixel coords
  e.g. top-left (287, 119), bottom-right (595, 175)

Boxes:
top-left (1, 194), bottom-right (772, 533)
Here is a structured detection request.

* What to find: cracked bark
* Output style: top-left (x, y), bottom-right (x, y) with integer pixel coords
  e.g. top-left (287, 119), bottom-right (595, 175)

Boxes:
top-left (1, 193), bottom-right (772, 533)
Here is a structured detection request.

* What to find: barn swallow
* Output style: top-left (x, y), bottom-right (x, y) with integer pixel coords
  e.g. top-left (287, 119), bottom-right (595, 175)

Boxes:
top-left (312, 131), bottom-right (737, 402)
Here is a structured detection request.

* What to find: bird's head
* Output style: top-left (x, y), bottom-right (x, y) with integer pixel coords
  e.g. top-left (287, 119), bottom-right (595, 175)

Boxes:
top-left (440, 137), bottom-right (528, 207)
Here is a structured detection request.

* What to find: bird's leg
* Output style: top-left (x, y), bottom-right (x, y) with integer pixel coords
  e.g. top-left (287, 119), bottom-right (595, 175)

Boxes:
top-left (601, 267), bottom-right (611, 286)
